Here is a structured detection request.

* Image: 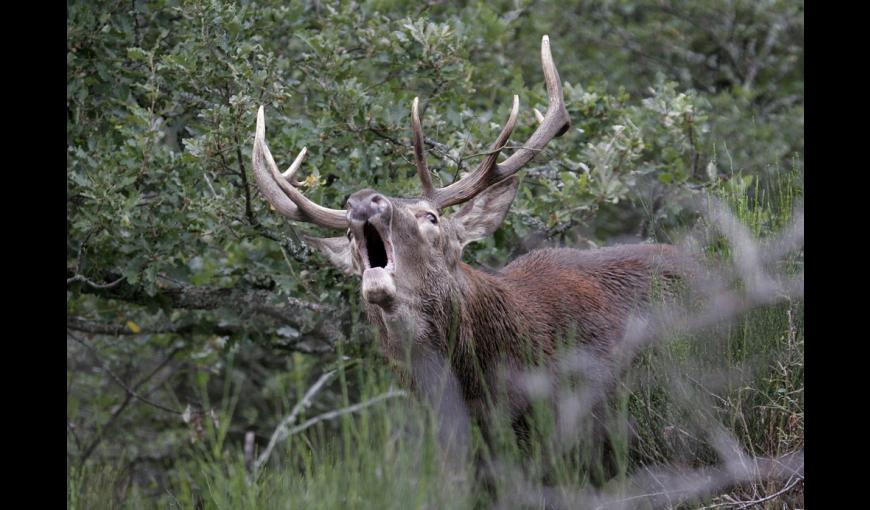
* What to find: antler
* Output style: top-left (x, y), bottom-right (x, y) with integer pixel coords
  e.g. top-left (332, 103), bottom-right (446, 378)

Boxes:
top-left (251, 106), bottom-right (349, 229)
top-left (411, 35), bottom-right (569, 209)
top-left (411, 97), bottom-right (436, 201)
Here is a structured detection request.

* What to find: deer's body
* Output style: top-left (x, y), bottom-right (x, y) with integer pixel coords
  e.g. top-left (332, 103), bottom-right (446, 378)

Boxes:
top-left (365, 243), bottom-right (681, 422)
top-left (251, 35), bottom-right (684, 447)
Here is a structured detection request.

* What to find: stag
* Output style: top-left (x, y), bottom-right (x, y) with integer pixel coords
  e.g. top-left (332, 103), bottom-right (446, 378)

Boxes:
top-left (251, 36), bottom-right (683, 451)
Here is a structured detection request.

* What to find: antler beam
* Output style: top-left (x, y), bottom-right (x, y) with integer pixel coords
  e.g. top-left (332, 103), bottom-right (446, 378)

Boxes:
top-left (251, 106), bottom-right (349, 229)
top-left (413, 35), bottom-right (569, 210)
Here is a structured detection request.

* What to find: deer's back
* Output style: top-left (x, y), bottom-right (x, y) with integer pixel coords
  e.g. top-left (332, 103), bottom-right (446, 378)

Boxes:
top-left (499, 243), bottom-right (683, 352)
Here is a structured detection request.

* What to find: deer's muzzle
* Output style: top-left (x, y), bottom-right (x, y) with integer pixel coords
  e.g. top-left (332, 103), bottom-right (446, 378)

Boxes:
top-left (347, 190), bottom-right (397, 307)
top-left (347, 189), bottom-right (391, 223)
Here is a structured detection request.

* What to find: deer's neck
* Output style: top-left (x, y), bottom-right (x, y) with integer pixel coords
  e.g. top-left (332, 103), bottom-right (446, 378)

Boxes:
top-left (453, 262), bottom-right (530, 366)
top-left (365, 262), bottom-right (519, 383)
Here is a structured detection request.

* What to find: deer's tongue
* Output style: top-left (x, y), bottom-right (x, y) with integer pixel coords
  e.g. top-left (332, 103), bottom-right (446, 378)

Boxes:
top-left (362, 267), bottom-right (396, 308)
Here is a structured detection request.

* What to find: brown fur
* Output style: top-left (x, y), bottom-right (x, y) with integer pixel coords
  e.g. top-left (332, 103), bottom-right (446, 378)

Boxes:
top-left (368, 243), bottom-right (683, 423)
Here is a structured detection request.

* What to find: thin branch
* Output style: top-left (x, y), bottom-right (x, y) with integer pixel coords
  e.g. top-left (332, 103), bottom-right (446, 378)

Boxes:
top-left (698, 473), bottom-right (803, 509)
top-left (217, 136), bottom-right (257, 226)
top-left (255, 369), bottom-right (337, 471)
top-left (71, 228), bottom-right (95, 276)
top-left (67, 274), bottom-right (126, 289)
top-left (735, 474), bottom-right (803, 509)
top-left (367, 124), bottom-right (462, 169)
top-left (451, 131), bottom-right (472, 183)
top-left (67, 422), bottom-right (82, 453)
top-left (235, 139), bottom-right (256, 225)
top-left (255, 387), bottom-right (408, 472)
top-left (68, 332), bottom-right (182, 415)
top-left (244, 431), bottom-right (256, 476)
top-left (424, 138), bottom-right (462, 168)
top-left (743, 14), bottom-right (788, 91)
top-left (461, 143), bottom-right (544, 161)
top-left (69, 331), bottom-right (183, 465)
top-left (280, 389), bottom-right (407, 439)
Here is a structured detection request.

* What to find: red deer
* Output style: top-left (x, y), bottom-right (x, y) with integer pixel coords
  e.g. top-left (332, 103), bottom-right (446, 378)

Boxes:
top-left (251, 36), bottom-right (683, 453)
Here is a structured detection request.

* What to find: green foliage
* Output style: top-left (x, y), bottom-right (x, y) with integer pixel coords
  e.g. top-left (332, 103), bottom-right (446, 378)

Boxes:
top-left (68, 0), bottom-right (802, 506)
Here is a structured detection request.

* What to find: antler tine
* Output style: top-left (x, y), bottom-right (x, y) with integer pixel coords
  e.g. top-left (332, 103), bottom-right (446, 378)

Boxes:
top-left (411, 97), bottom-right (435, 200)
top-left (427, 35), bottom-right (569, 209)
top-left (281, 147), bottom-right (306, 186)
top-left (429, 95), bottom-right (519, 208)
top-left (492, 35), bottom-right (569, 178)
top-left (251, 106), bottom-right (349, 229)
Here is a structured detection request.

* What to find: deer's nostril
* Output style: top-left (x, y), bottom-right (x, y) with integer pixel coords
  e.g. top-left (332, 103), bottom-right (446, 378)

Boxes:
top-left (346, 192), bottom-right (390, 223)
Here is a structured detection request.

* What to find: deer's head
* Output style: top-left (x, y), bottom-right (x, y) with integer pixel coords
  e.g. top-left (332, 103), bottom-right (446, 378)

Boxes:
top-left (251, 36), bottom-right (569, 320)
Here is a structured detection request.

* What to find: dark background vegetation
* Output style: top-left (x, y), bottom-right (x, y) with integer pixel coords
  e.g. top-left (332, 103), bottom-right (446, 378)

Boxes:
top-left (67, 1), bottom-right (803, 507)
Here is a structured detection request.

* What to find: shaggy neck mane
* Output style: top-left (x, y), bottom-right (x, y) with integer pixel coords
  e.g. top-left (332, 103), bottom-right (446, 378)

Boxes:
top-left (366, 261), bottom-right (548, 403)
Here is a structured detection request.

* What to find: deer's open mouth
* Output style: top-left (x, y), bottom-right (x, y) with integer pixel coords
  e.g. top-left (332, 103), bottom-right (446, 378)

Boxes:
top-left (358, 220), bottom-right (396, 308)
top-left (360, 220), bottom-right (394, 272)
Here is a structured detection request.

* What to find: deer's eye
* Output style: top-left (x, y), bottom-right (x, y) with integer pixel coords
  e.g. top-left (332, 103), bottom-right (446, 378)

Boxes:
top-left (425, 212), bottom-right (438, 225)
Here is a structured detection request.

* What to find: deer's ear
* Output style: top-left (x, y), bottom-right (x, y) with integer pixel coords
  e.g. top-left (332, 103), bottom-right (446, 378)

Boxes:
top-left (304, 235), bottom-right (356, 275)
top-left (453, 176), bottom-right (519, 247)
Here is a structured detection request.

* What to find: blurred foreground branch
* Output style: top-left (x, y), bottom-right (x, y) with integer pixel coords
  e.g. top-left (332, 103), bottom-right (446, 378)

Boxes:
top-left (502, 198), bottom-right (804, 508)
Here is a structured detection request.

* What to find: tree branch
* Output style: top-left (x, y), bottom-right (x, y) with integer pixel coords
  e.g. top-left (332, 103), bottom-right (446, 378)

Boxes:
top-left (235, 139), bottom-right (256, 225)
top-left (68, 331), bottom-right (183, 415)
top-left (70, 273), bottom-right (327, 314)
top-left (67, 316), bottom-right (236, 337)
top-left (367, 124), bottom-right (463, 169)
top-left (71, 332), bottom-right (184, 465)
top-left (68, 272), bottom-right (344, 343)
